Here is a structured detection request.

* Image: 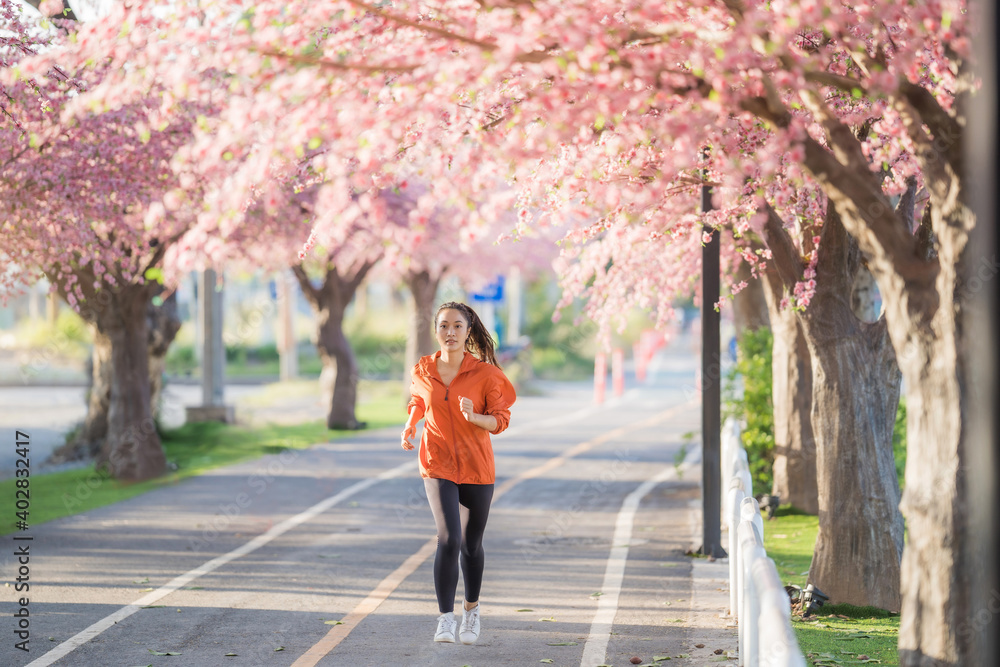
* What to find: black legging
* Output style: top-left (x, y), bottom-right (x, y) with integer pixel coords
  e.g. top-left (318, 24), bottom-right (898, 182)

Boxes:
top-left (423, 478), bottom-right (494, 614)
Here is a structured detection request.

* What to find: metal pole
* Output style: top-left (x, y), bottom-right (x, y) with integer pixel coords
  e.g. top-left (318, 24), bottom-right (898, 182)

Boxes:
top-left (506, 266), bottom-right (522, 345)
top-left (186, 268), bottom-right (233, 423)
top-left (967, 2), bottom-right (997, 661)
top-left (199, 268), bottom-right (225, 407)
top-left (701, 176), bottom-right (725, 557)
top-left (277, 272), bottom-right (298, 381)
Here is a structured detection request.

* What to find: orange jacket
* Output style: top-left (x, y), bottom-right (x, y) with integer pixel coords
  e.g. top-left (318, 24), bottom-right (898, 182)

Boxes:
top-left (407, 351), bottom-right (516, 485)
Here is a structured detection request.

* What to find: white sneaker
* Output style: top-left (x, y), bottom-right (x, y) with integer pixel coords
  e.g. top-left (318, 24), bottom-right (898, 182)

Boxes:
top-left (459, 603), bottom-right (481, 644)
top-left (434, 612), bottom-right (457, 643)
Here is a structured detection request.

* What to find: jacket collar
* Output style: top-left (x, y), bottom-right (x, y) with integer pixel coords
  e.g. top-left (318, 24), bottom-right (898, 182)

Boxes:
top-left (416, 350), bottom-right (479, 378)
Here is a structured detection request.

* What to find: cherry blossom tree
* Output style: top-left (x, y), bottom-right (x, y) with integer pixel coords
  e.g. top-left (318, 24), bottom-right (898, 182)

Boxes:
top-left (758, 244), bottom-right (819, 515)
top-left (248, 186), bottom-right (387, 431)
top-left (292, 225), bottom-right (384, 431)
top-left (19, 1), bottom-right (984, 661)
top-left (1, 6), bottom-right (203, 481)
top-left (369, 180), bottom-right (558, 382)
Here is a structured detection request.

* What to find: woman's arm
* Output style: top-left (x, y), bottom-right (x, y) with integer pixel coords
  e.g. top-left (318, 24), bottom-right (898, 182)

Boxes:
top-left (404, 404), bottom-right (422, 429)
top-left (457, 397), bottom-right (498, 432)
top-left (401, 404), bottom-right (423, 450)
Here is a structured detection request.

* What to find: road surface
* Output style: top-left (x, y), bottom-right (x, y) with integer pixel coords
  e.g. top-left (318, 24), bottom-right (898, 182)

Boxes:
top-left (1, 341), bottom-right (736, 666)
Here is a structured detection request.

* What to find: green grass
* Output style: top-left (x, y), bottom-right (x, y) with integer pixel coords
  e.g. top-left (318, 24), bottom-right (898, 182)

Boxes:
top-left (166, 352), bottom-right (325, 379)
top-left (2, 385), bottom-right (405, 535)
top-left (764, 507), bottom-right (818, 588)
top-left (764, 508), bottom-right (900, 666)
top-left (795, 612), bottom-right (900, 666)
top-left (530, 346), bottom-right (594, 380)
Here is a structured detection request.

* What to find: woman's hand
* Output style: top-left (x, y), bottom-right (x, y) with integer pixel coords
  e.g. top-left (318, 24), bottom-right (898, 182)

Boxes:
top-left (458, 397), bottom-right (497, 432)
top-left (401, 424), bottom-right (417, 450)
top-left (458, 396), bottom-right (475, 421)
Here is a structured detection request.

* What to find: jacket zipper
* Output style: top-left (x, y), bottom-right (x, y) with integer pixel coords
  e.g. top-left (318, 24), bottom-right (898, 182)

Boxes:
top-left (433, 374), bottom-right (463, 483)
top-left (428, 355), bottom-right (471, 483)
top-left (443, 384), bottom-right (462, 483)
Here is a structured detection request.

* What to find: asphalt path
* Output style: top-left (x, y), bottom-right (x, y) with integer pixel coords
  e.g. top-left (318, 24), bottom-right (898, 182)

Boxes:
top-left (0, 384), bottom-right (279, 480)
top-left (1, 341), bottom-right (737, 666)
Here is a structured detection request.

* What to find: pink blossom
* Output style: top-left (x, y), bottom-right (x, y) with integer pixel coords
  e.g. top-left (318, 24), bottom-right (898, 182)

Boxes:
top-left (38, 0), bottom-right (63, 16)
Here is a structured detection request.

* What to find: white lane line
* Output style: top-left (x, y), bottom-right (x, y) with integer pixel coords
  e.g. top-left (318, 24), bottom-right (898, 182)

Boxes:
top-left (28, 385), bottom-right (672, 666)
top-left (579, 465), bottom-right (679, 667)
top-left (26, 459), bottom-right (418, 667)
top-left (500, 400), bottom-right (613, 439)
top-left (291, 401), bottom-right (697, 666)
top-left (26, 403), bottom-right (610, 666)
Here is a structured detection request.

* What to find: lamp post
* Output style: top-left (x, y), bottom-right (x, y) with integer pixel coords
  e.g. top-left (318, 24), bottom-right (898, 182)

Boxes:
top-left (701, 167), bottom-right (725, 558)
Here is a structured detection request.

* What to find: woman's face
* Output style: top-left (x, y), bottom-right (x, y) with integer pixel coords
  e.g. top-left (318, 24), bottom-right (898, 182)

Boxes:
top-left (436, 308), bottom-right (470, 354)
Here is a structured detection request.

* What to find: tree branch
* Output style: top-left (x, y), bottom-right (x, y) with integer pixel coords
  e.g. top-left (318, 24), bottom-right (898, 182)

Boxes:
top-left (255, 49), bottom-right (418, 74)
top-left (774, 52), bottom-right (865, 95)
top-left (135, 246), bottom-right (164, 283)
top-left (23, 0), bottom-right (79, 22)
top-left (801, 135), bottom-right (926, 280)
top-left (720, 0), bottom-right (746, 21)
top-left (895, 176), bottom-right (918, 232)
top-left (803, 69), bottom-right (865, 94)
top-left (914, 199), bottom-right (937, 261)
top-left (800, 88), bottom-right (873, 175)
top-left (291, 264), bottom-right (322, 310)
top-left (891, 95), bottom-right (955, 204)
top-left (899, 80), bottom-right (962, 169)
top-left (346, 257), bottom-right (379, 295)
top-left (740, 96), bottom-right (792, 129)
top-left (344, 0), bottom-right (496, 51)
top-left (814, 199), bottom-right (861, 291)
top-left (760, 203), bottom-right (805, 290)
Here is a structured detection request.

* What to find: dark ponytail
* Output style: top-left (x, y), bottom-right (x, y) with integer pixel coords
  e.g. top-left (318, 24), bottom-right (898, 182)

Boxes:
top-left (436, 301), bottom-right (501, 368)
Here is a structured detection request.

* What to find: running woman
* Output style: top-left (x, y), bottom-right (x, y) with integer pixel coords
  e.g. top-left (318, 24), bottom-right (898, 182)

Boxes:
top-left (400, 301), bottom-right (517, 644)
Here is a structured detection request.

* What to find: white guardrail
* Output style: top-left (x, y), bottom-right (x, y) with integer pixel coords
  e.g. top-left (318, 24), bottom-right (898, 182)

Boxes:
top-left (721, 417), bottom-right (806, 667)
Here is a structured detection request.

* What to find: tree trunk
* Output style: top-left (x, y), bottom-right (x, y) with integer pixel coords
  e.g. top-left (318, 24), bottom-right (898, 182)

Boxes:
top-left (851, 264), bottom-right (880, 322)
top-left (404, 269), bottom-right (442, 376)
top-left (69, 328), bottom-right (113, 461)
top-left (804, 317), bottom-right (903, 609)
top-left (316, 299), bottom-right (364, 430)
top-left (293, 261), bottom-right (375, 431)
top-left (146, 289), bottom-right (182, 417)
top-left (94, 283), bottom-right (167, 481)
top-left (732, 258), bottom-right (770, 344)
top-left (53, 289), bottom-right (180, 463)
top-left (801, 210), bottom-right (904, 610)
top-left (889, 213), bottom-right (977, 666)
top-left (763, 204), bottom-right (904, 609)
top-left (761, 60), bottom-right (982, 661)
top-left (762, 272), bottom-right (818, 514)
